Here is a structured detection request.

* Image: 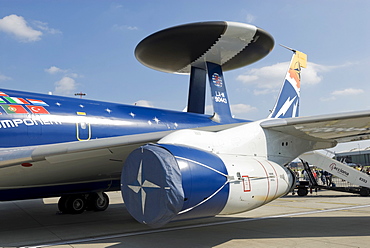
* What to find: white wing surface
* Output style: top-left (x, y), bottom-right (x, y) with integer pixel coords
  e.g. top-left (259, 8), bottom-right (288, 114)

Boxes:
top-left (261, 110), bottom-right (370, 143)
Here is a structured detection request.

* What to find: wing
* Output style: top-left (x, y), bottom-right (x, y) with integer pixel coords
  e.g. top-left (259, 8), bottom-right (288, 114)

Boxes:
top-left (0, 130), bottom-right (174, 168)
top-left (0, 122), bottom-right (247, 169)
top-left (261, 110), bottom-right (370, 143)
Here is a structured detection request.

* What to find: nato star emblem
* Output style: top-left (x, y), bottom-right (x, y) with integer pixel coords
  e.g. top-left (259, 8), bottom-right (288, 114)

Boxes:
top-left (127, 160), bottom-right (161, 215)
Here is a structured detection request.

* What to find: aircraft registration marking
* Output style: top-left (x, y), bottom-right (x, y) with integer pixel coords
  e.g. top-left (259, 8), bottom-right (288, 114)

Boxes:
top-left (214, 91), bottom-right (228, 104)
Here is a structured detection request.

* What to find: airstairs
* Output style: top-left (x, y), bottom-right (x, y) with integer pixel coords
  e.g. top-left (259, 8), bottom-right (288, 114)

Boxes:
top-left (298, 151), bottom-right (370, 196)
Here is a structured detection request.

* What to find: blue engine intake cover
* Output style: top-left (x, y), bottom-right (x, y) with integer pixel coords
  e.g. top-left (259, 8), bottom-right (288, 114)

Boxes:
top-left (121, 144), bottom-right (229, 227)
top-left (121, 144), bottom-right (184, 227)
top-left (161, 144), bottom-right (229, 221)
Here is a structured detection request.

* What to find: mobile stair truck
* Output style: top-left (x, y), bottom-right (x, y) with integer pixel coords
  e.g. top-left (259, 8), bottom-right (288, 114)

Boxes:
top-left (298, 151), bottom-right (370, 196)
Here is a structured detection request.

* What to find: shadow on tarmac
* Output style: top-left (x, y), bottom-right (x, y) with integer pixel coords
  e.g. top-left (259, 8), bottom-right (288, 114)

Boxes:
top-left (1, 192), bottom-right (370, 247)
top-left (98, 215), bottom-right (370, 248)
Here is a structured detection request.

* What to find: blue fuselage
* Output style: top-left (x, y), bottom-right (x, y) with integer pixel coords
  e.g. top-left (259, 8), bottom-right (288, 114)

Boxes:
top-left (0, 88), bottom-right (251, 201)
top-left (0, 89), bottom-right (246, 148)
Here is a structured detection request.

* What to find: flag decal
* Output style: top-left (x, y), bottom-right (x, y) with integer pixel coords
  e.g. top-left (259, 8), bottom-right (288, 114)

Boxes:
top-left (26, 105), bottom-right (50, 114)
top-left (0, 94), bottom-right (52, 114)
top-left (26, 99), bottom-right (49, 106)
top-left (4, 97), bottom-right (29, 105)
top-left (1, 105), bottom-right (28, 114)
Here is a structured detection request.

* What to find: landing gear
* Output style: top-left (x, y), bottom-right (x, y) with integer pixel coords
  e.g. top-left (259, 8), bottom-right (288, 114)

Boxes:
top-left (297, 187), bottom-right (309, 196)
top-left (58, 194), bottom-right (86, 214)
top-left (87, 192), bottom-right (109, 211)
top-left (58, 192), bottom-right (109, 214)
top-left (360, 187), bottom-right (370, 197)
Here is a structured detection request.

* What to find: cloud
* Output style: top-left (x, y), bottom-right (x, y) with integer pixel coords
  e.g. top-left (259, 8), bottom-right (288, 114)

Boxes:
top-left (236, 61), bottom-right (345, 95)
top-left (205, 103), bottom-right (257, 117)
top-left (0, 14), bottom-right (42, 42)
top-left (33, 20), bottom-right (61, 35)
top-left (111, 3), bottom-right (123, 10)
top-left (0, 73), bottom-right (12, 82)
top-left (133, 100), bottom-right (154, 107)
top-left (331, 88), bottom-right (364, 96)
top-left (245, 14), bottom-right (256, 23)
top-left (68, 73), bottom-right (80, 78)
top-left (0, 14), bottom-right (61, 42)
top-left (45, 66), bottom-right (81, 78)
top-left (231, 104), bottom-right (257, 114)
top-left (45, 66), bottom-right (67, 74)
top-left (112, 24), bottom-right (138, 31)
top-left (237, 62), bottom-right (287, 95)
top-left (321, 87), bottom-right (364, 102)
top-left (54, 76), bottom-right (77, 95)
top-left (47, 67), bottom-right (81, 95)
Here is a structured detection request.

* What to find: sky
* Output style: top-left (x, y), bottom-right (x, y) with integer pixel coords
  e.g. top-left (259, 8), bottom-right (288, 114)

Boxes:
top-left (0, 0), bottom-right (370, 152)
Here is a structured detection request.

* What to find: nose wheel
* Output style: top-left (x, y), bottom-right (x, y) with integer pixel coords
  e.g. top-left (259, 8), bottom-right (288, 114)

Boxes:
top-left (58, 192), bottom-right (109, 214)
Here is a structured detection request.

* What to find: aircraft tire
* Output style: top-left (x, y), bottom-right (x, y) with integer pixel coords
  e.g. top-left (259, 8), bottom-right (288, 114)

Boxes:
top-left (58, 194), bottom-right (86, 214)
top-left (360, 187), bottom-right (370, 197)
top-left (87, 192), bottom-right (109, 211)
top-left (58, 195), bottom-right (69, 213)
top-left (297, 187), bottom-right (308, 196)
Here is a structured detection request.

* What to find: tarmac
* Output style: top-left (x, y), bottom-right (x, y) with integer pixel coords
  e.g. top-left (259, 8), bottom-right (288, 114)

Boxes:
top-left (1, 190), bottom-right (370, 248)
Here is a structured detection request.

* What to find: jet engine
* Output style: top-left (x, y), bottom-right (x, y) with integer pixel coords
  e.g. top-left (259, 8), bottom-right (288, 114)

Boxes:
top-left (121, 143), bottom-right (294, 227)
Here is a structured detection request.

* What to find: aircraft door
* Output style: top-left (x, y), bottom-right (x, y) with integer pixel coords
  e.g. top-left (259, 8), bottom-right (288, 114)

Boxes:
top-left (76, 112), bottom-right (91, 141)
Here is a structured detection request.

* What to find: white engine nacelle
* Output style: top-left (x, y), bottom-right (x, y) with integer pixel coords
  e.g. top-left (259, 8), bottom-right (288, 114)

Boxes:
top-left (218, 154), bottom-right (295, 215)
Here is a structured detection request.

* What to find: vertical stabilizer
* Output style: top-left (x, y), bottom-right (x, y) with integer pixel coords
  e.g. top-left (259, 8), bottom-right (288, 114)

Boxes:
top-left (268, 49), bottom-right (307, 118)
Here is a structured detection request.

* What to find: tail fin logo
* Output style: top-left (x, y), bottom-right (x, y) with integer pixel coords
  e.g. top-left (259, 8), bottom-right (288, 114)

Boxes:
top-left (287, 50), bottom-right (307, 91)
top-left (268, 49), bottom-right (307, 119)
top-left (288, 68), bottom-right (301, 89)
top-left (212, 73), bottom-right (223, 88)
top-left (273, 95), bottom-right (298, 118)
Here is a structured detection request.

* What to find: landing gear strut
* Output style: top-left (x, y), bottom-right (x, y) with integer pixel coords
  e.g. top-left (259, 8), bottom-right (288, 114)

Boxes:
top-left (87, 192), bottom-right (110, 211)
top-left (58, 192), bottom-right (109, 214)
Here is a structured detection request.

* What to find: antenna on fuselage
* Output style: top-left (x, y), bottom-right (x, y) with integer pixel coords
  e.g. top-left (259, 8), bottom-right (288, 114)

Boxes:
top-left (75, 92), bottom-right (86, 99)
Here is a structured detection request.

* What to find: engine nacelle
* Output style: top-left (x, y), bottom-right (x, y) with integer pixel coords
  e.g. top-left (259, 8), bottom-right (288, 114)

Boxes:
top-left (121, 144), bottom-right (294, 227)
top-left (217, 153), bottom-right (295, 214)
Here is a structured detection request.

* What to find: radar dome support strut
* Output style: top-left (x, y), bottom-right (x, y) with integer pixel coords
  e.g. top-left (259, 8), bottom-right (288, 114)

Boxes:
top-left (187, 62), bottom-right (233, 123)
top-left (187, 66), bottom-right (206, 114)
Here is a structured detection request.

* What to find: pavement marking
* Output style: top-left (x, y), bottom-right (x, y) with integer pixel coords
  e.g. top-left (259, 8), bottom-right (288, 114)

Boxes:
top-left (23, 204), bottom-right (370, 248)
top-left (268, 204), bottom-right (324, 210)
top-left (317, 201), bottom-right (364, 205)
